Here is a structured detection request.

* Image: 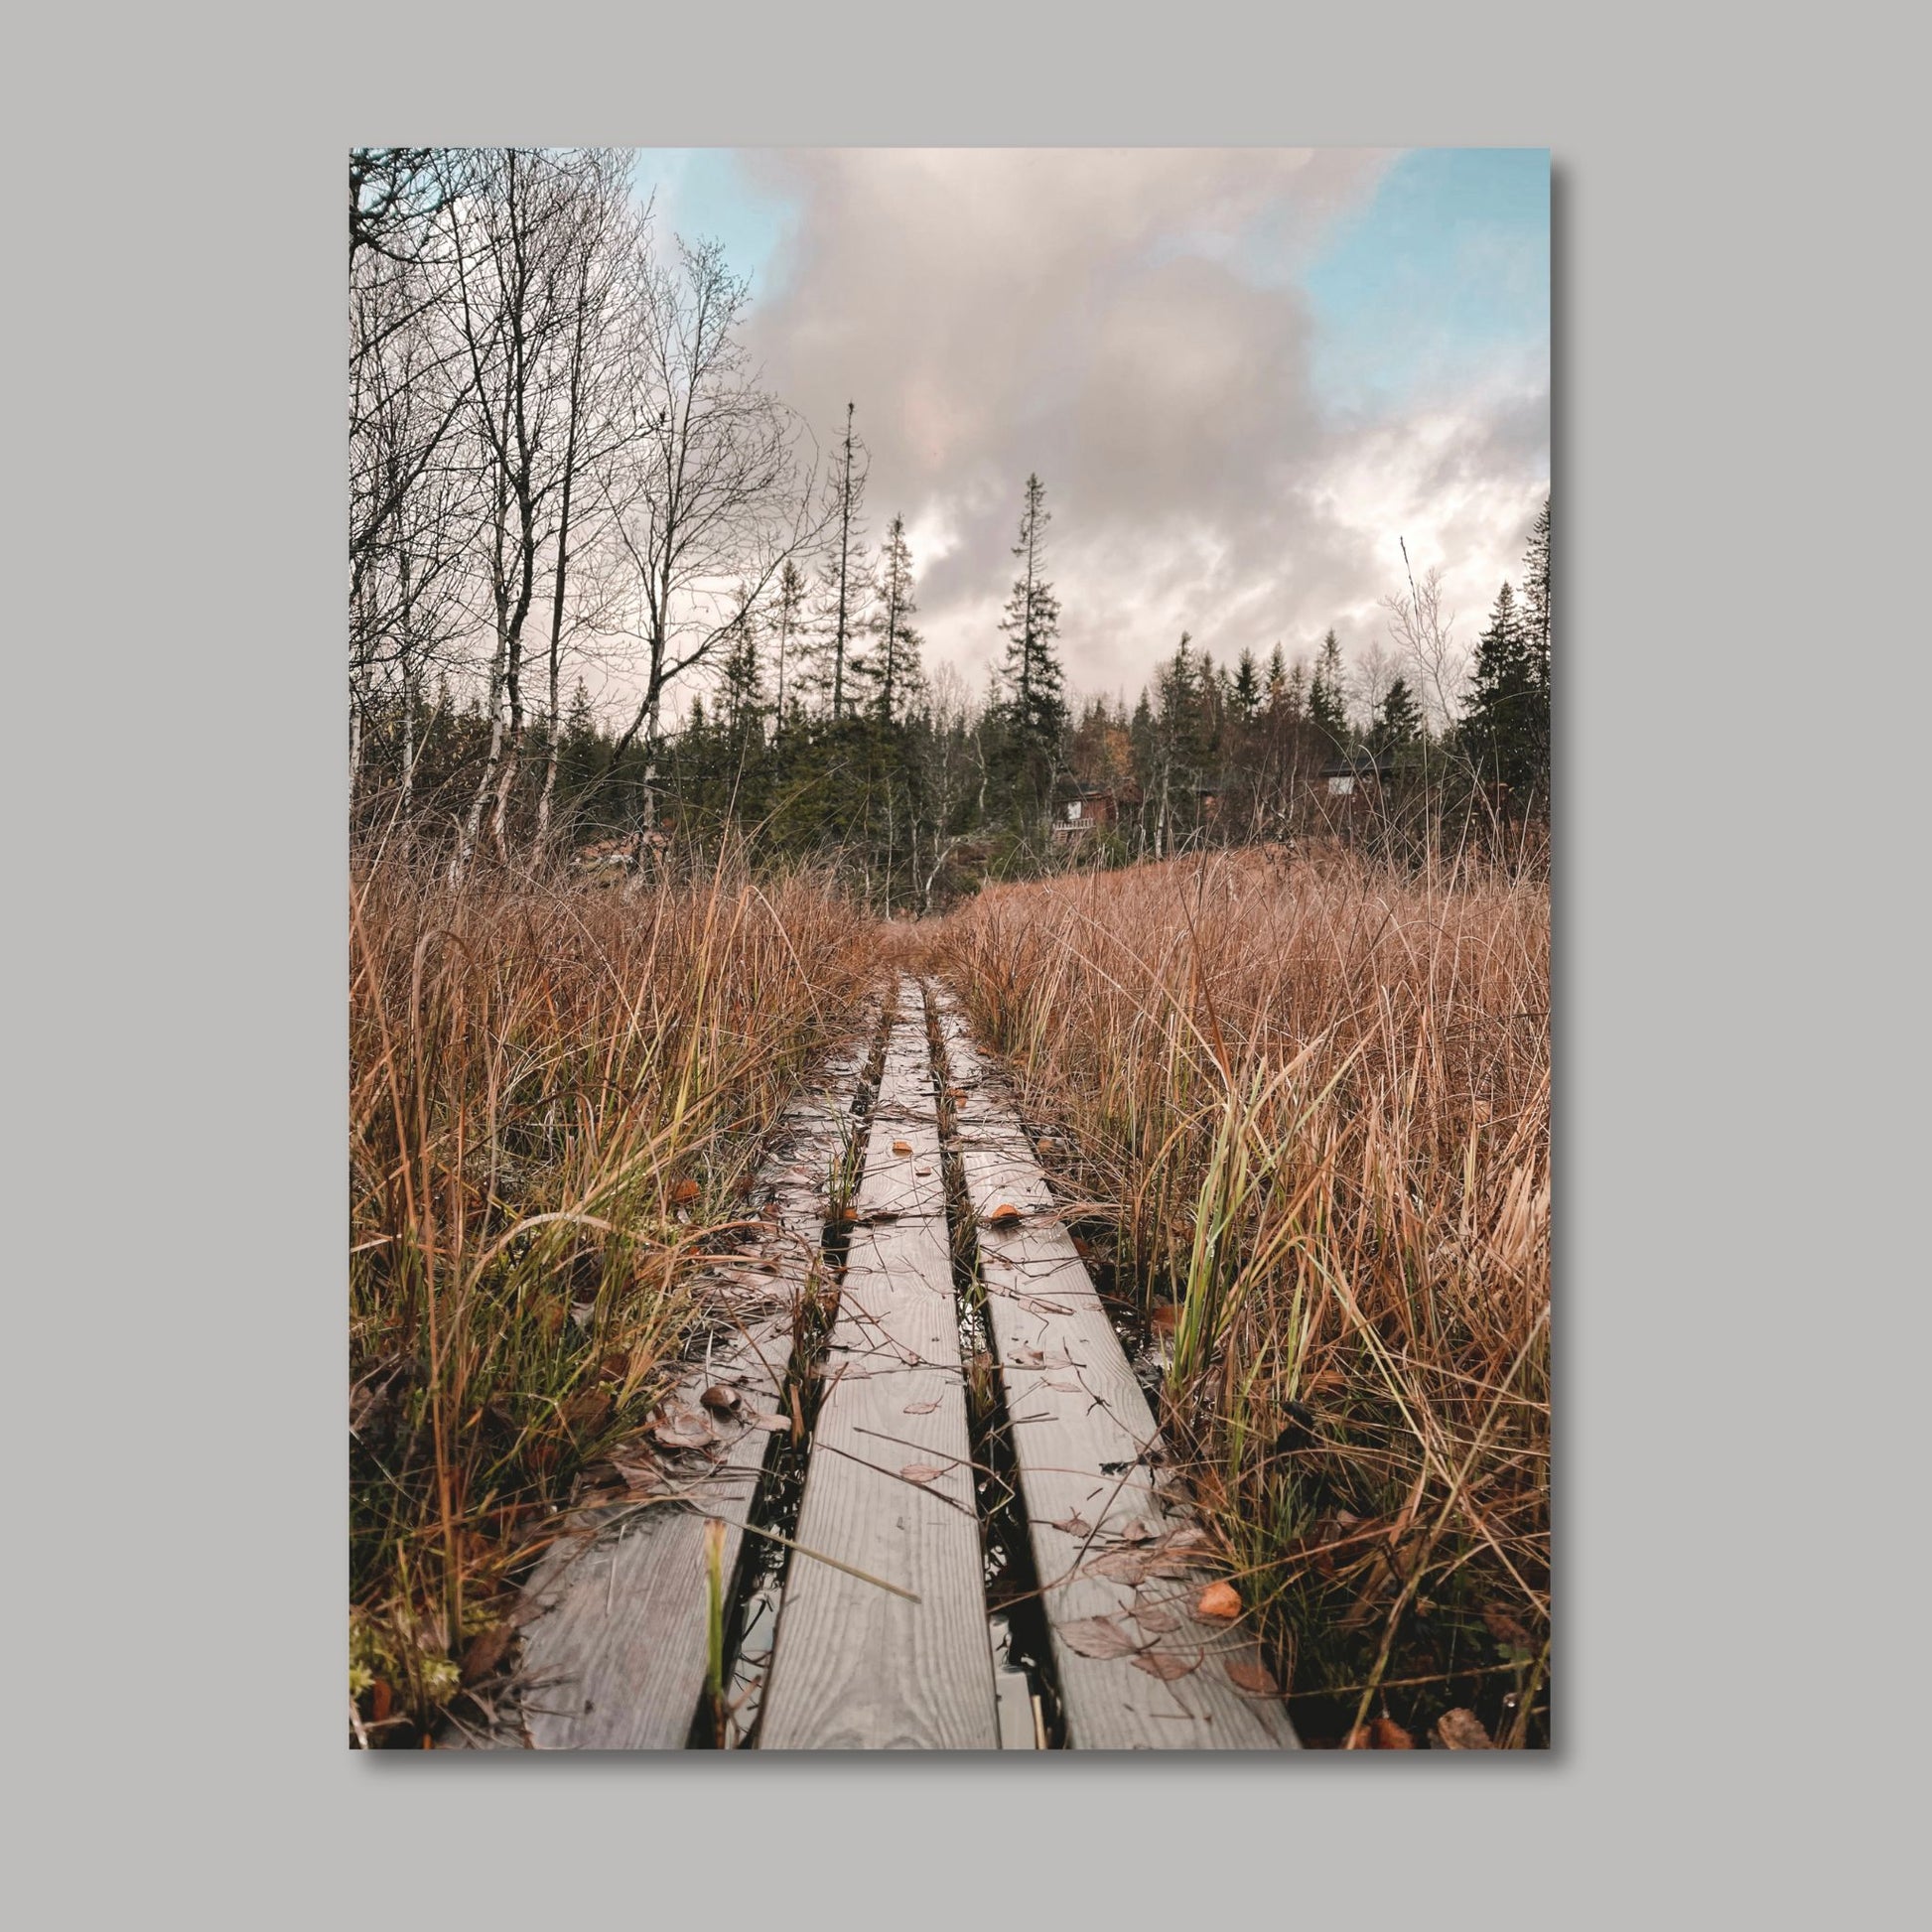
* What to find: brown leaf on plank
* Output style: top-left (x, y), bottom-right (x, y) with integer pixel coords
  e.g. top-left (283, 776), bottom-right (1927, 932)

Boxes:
top-left (984, 1202), bottom-right (1024, 1226)
top-left (651, 1408), bottom-right (715, 1451)
top-left (1227, 1657), bottom-right (1281, 1698)
top-left (902, 1399), bottom-right (941, 1415)
top-left (1083, 1550), bottom-right (1149, 1586)
top-left (1132, 1604), bottom-right (1180, 1634)
top-left (1434, 1708), bottom-right (1494, 1749)
top-left (1195, 1581), bottom-right (1242, 1620)
top-left (914, 1166), bottom-right (932, 1176)
top-left (1062, 1614), bottom-right (1140, 1659)
top-left (899, 1464), bottom-right (946, 1485)
top-left (1045, 1512), bottom-right (1092, 1537)
top-left (892, 1140), bottom-right (913, 1156)
top-left (1132, 1649), bottom-right (1199, 1681)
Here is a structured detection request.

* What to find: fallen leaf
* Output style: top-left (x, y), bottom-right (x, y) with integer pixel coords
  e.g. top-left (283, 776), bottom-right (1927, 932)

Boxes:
top-left (1062, 1615), bottom-right (1140, 1659)
top-left (1045, 1512), bottom-right (1092, 1538)
top-left (840, 1205), bottom-right (858, 1222)
top-left (699, 1385), bottom-right (741, 1415)
top-left (902, 1399), bottom-right (941, 1415)
top-left (914, 1166), bottom-right (932, 1176)
top-left (1009, 1345), bottom-right (1044, 1367)
top-left (651, 1408), bottom-right (716, 1451)
top-left (1121, 1519), bottom-right (1161, 1546)
top-left (893, 1140), bottom-right (913, 1156)
top-left (985, 1203), bottom-right (1024, 1226)
top-left (1345, 1717), bottom-right (1415, 1750)
top-left (1042, 1375), bottom-right (1083, 1391)
top-left (1132, 1604), bottom-right (1180, 1634)
top-left (743, 1412), bottom-right (789, 1432)
top-left (1132, 1650), bottom-right (1199, 1681)
top-left (1434, 1708), bottom-right (1494, 1749)
top-left (899, 1464), bottom-right (946, 1485)
top-left (1084, 1550), bottom-right (1149, 1586)
top-left (671, 1178), bottom-right (700, 1204)
top-left (461, 1624), bottom-right (514, 1686)
top-left (1195, 1582), bottom-right (1242, 1620)
top-left (1227, 1657), bottom-right (1280, 1698)
top-left (1482, 1602), bottom-right (1532, 1647)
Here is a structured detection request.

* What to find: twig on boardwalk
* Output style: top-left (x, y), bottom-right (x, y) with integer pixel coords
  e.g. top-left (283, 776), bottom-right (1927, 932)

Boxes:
top-left (738, 1520), bottom-right (921, 1603)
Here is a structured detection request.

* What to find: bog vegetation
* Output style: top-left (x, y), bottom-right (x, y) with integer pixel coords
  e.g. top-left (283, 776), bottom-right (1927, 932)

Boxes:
top-left (348, 149), bottom-right (1552, 1745)
top-left (931, 852), bottom-right (1550, 1745)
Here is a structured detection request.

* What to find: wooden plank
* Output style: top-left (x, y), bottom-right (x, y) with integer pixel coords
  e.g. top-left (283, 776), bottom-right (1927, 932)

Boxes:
top-left (445, 1032), bottom-right (872, 1750)
top-left (930, 985), bottom-right (1300, 1750)
top-left (758, 981), bottom-right (1001, 1750)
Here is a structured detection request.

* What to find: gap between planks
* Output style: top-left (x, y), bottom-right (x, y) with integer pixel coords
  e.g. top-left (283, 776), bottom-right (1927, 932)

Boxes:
top-left (442, 1025), bottom-right (875, 1750)
top-left (929, 982), bottom-right (1300, 1750)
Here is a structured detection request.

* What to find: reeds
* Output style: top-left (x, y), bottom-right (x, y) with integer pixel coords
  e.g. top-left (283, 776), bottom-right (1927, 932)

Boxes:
top-left (348, 846), bottom-right (873, 1734)
top-left (930, 846), bottom-right (1551, 1746)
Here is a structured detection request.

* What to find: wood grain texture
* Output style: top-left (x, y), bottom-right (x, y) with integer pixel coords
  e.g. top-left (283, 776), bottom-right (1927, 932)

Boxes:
top-left (758, 982), bottom-right (1001, 1750)
top-left (931, 987), bottom-right (1300, 1751)
top-left (446, 1033), bottom-right (872, 1750)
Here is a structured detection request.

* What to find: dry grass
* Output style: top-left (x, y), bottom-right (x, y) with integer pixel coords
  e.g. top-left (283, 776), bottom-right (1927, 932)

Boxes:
top-left (348, 848), bottom-right (875, 1736)
top-left (928, 847), bottom-right (1550, 1746)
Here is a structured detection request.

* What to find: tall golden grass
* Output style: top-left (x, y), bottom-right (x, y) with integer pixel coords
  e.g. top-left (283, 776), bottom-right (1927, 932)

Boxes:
top-left (349, 850), bottom-right (873, 1731)
top-left (930, 848), bottom-right (1550, 1745)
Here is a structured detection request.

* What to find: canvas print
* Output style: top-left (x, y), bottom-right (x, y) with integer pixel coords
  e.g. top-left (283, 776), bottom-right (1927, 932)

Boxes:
top-left (349, 147), bottom-right (1551, 1750)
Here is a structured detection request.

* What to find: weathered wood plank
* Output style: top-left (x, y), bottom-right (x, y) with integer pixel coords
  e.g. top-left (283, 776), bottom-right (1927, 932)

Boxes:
top-left (446, 1033), bottom-right (872, 1750)
top-left (930, 985), bottom-right (1300, 1750)
top-left (758, 982), bottom-right (1001, 1750)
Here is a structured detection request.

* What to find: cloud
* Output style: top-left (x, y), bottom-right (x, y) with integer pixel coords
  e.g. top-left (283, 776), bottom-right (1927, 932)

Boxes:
top-left (732, 148), bottom-right (1548, 701)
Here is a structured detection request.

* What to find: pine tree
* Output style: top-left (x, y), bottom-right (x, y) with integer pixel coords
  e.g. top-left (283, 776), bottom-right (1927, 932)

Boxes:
top-left (868, 512), bottom-right (923, 726)
top-left (998, 473), bottom-right (1066, 750)
top-left (1310, 628), bottom-right (1350, 750)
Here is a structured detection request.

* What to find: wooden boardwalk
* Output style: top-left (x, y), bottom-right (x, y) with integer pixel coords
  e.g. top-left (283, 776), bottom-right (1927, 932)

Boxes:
top-left (932, 987), bottom-right (1300, 1750)
top-left (455, 978), bottom-right (1298, 1750)
top-left (759, 981), bottom-right (1000, 1748)
top-left (445, 1031), bottom-right (873, 1751)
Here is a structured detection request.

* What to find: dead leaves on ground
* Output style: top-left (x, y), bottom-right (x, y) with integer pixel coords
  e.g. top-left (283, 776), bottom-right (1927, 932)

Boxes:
top-left (898, 1463), bottom-right (946, 1485)
top-left (1434, 1708), bottom-right (1494, 1749)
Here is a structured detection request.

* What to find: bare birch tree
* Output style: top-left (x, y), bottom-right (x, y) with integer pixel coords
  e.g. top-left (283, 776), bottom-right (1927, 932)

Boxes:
top-left (599, 237), bottom-right (824, 836)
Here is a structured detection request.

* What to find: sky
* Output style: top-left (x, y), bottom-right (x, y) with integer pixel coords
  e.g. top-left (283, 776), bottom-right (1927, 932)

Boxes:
top-left (631, 146), bottom-right (1549, 709)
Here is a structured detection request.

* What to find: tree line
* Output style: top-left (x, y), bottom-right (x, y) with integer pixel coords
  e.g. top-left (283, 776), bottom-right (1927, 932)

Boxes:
top-left (350, 148), bottom-right (1551, 904)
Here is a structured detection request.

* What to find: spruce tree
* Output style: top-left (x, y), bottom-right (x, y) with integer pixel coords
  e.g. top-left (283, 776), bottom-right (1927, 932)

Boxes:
top-left (998, 473), bottom-right (1066, 750)
top-left (814, 402), bottom-right (871, 720)
top-left (1374, 676), bottom-right (1423, 753)
top-left (1233, 646), bottom-right (1261, 723)
top-left (868, 513), bottom-right (923, 726)
top-left (1309, 628), bottom-right (1350, 750)
top-left (1464, 581), bottom-right (1540, 794)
